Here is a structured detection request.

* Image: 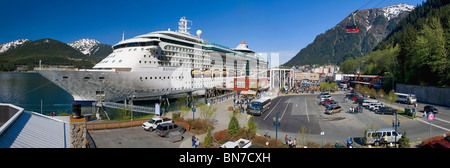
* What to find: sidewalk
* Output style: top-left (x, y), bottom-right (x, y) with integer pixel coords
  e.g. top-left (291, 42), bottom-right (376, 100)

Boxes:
top-left (168, 97), bottom-right (250, 148)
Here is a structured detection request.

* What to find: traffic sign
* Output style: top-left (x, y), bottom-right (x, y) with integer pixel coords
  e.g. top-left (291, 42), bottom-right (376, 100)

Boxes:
top-left (427, 112), bottom-right (435, 121)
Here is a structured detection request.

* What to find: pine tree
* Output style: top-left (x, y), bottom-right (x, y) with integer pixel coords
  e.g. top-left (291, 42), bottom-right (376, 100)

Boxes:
top-left (228, 114), bottom-right (240, 135)
top-left (246, 116), bottom-right (257, 139)
top-left (398, 131), bottom-right (410, 148)
top-left (203, 127), bottom-right (214, 148)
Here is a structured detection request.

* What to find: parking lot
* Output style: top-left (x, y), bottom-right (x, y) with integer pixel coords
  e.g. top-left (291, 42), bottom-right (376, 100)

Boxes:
top-left (254, 93), bottom-right (414, 147)
top-left (88, 91), bottom-right (450, 148)
top-left (89, 126), bottom-right (192, 148)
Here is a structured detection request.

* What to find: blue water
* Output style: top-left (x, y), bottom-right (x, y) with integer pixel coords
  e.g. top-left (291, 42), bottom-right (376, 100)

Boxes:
top-left (0, 73), bottom-right (205, 119)
top-left (0, 73), bottom-right (74, 115)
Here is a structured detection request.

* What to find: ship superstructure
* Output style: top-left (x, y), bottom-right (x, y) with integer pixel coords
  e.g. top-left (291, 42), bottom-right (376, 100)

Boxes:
top-left (37, 17), bottom-right (268, 102)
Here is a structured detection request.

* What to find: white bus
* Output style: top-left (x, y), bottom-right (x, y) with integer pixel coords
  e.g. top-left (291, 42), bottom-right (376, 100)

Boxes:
top-left (247, 97), bottom-right (271, 116)
top-left (394, 93), bottom-right (417, 104)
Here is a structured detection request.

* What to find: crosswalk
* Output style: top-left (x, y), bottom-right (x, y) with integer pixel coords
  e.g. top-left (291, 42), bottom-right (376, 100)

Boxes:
top-left (416, 117), bottom-right (450, 132)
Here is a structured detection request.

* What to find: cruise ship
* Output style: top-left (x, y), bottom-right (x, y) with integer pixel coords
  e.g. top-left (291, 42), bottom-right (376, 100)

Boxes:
top-left (37, 17), bottom-right (269, 102)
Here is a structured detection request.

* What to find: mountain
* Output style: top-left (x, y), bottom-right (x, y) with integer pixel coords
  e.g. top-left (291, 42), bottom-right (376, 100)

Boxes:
top-left (68, 39), bottom-right (112, 57)
top-left (0, 39), bottom-right (30, 53)
top-left (284, 3), bottom-right (415, 67)
top-left (341, 0), bottom-right (450, 87)
top-left (0, 38), bottom-right (102, 71)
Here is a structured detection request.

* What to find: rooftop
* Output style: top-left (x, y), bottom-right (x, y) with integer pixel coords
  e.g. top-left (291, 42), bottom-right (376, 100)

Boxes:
top-left (0, 103), bottom-right (70, 148)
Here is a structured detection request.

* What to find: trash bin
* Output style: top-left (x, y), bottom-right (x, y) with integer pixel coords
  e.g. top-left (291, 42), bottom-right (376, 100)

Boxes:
top-left (404, 108), bottom-right (413, 117)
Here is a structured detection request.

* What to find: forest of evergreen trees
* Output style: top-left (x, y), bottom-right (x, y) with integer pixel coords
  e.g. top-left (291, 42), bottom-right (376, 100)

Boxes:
top-left (340, 0), bottom-right (449, 87)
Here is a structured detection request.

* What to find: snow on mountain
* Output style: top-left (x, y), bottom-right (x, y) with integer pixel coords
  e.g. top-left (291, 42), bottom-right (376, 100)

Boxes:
top-left (68, 39), bottom-right (101, 56)
top-left (381, 3), bottom-right (415, 21)
top-left (0, 39), bottom-right (30, 53)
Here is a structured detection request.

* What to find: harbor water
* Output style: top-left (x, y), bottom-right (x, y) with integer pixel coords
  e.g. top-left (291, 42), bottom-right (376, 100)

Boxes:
top-left (0, 72), bottom-right (206, 119)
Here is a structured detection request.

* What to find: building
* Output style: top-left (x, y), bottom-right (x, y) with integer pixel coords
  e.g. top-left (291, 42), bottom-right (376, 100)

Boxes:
top-left (294, 72), bottom-right (320, 83)
top-left (0, 103), bottom-right (73, 148)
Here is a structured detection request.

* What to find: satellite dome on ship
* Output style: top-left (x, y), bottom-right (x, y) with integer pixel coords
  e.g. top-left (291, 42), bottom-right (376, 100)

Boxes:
top-left (234, 41), bottom-right (255, 54)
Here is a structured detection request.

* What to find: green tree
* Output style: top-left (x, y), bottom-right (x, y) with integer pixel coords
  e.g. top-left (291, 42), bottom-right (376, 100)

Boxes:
top-left (386, 90), bottom-right (398, 102)
top-left (228, 114), bottom-right (240, 135)
top-left (398, 131), bottom-right (410, 148)
top-left (246, 116), bottom-right (257, 139)
top-left (203, 127), bottom-right (214, 148)
top-left (199, 104), bottom-right (217, 127)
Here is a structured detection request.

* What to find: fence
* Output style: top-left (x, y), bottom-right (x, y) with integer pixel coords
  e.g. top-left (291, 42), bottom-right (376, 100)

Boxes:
top-left (396, 83), bottom-right (450, 107)
top-left (86, 118), bottom-right (148, 130)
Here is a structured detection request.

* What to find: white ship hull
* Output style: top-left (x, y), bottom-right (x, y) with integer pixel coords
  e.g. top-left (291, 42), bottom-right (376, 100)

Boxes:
top-left (37, 67), bottom-right (250, 102)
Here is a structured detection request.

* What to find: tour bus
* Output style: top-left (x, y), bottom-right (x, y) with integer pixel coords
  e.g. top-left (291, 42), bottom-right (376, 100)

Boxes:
top-left (247, 97), bottom-right (272, 116)
top-left (394, 93), bottom-right (417, 104)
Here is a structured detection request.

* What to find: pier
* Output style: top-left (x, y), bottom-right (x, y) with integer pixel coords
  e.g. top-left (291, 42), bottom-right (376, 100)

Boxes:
top-left (93, 101), bottom-right (155, 114)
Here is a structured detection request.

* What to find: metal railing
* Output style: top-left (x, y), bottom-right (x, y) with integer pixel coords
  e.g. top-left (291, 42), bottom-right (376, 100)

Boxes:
top-left (94, 101), bottom-right (155, 114)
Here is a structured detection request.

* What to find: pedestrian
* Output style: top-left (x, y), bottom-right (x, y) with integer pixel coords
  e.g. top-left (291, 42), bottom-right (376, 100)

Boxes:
top-left (288, 137), bottom-right (292, 148)
top-left (293, 138), bottom-right (297, 148)
top-left (346, 137), bottom-right (352, 148)
top-left (194, 138), bottom-right (199, 148)
top-left (335, 141), bottom-right (340, 148)
top-left (192, 136), bottom-right (196, 147)
top-left (285, 135), bottom-right (289, 145)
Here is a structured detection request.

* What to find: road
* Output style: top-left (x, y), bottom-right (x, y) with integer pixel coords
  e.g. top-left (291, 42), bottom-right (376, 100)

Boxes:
top-left (254, 92), bottom-right (450, 147)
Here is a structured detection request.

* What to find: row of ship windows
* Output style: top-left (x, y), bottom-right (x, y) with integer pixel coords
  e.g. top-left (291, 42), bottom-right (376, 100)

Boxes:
top-left (135, 84), bottom-right (216, 93)
top-left (140, 76), bottom-right (185, 80)
top-left (100, 59), bottom-right (122, 64)
top-left (164, 45), bottom-right (208, 56)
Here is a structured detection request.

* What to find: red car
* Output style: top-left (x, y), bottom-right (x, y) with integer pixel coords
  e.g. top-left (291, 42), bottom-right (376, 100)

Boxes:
top-left (427, 136), bottom-right (450, 148)
top-left (320, 99), bottom-right (335, 106)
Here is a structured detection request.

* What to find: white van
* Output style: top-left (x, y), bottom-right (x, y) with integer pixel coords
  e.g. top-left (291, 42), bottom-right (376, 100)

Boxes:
top-left (394, 93), bottom-right (417, 104)
top-left (363, 128), bottom-right (402, 146)
top-left (362, 100), bottom-right (379, 107)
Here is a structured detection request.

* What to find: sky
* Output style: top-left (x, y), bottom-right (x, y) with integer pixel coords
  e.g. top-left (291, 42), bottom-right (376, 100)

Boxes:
top-left (0, 0), bottom-right (425, 64)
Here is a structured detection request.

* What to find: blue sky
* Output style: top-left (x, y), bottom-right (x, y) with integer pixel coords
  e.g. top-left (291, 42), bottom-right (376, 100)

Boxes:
top-left (1, 0), bottom-right (425, 64)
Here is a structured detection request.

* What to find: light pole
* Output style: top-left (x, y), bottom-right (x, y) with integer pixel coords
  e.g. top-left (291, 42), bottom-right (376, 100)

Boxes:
top-left (392, 111), bottom-right (400, 148)
top-left (273, 112), bottom-right (281, 140)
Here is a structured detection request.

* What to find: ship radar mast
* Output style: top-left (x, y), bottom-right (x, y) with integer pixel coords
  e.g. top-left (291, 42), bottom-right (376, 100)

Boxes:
top-left (178, 16), bottom-right (192, 34)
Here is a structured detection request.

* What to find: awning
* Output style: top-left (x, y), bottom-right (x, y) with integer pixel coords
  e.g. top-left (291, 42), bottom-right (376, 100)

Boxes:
top-left (240, 91), bottom-right (256, 95)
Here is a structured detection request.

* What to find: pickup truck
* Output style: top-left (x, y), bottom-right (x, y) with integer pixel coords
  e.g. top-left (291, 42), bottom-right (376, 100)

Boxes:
top-left (142, 117), bottom-right (173, 131)
top-left (375, 107), bottom-right (397, 115)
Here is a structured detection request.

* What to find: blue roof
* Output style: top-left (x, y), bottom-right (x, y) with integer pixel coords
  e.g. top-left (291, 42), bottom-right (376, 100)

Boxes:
top-left (0, 110), bottom-right (70, 148)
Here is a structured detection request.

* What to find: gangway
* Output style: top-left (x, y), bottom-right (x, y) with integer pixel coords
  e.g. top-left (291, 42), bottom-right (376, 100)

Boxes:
top-left (93, 101), bottom-right (155, 114)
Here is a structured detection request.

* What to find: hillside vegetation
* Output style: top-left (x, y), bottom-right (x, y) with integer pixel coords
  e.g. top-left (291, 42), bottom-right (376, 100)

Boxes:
top-left (0, 38), bottom-right (103, 71)
top-left (340, 0), bottom-right (449, 87)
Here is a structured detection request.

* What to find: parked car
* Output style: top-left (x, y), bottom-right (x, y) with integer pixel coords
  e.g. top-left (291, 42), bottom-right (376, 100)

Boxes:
top-left (320, 99), bottom-right (335, 106)
top-left (155, 123), bottom-right (186, 137)
top-left (424, 105), bottom-right (439, 114)
top-left (363, 100), bottom-right (379, 107)
top-left (325, 105), bottom-right (342, 115)
top-left (426, 136), bottom-right (450, 148)
top-left (369, 103), bottom-right (384, 111)
top-left (363, 128), bottom-right (402, 146)
top-left (142, 116), bottom-right (173, 131)
top-left (355, 98), bottom-right (365, 104)
top-left (376, 107), bottom-right (397, 115)
top-left (317, 92), bottom-right (330, 98)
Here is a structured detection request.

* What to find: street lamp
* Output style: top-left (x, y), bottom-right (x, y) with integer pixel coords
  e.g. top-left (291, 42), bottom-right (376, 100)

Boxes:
top-left (392, 111), bottom-right (400, 148)
top-left (273, 112), bottom-right (281, 140)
